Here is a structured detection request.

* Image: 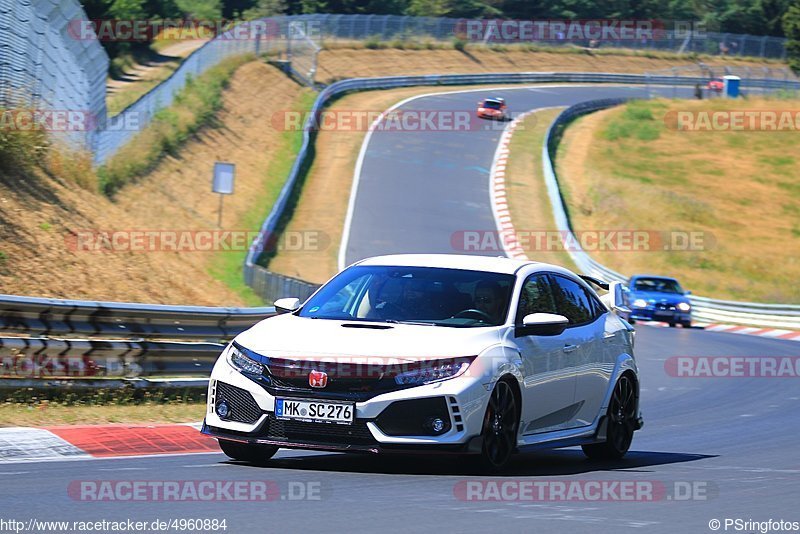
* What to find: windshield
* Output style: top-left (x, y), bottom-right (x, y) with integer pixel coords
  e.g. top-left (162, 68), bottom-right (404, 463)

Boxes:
top-left (632, 277), bottom-right (685, 294)
top-left (298, 265), bottom-right (515, 327)
top-left (482, 100), bottom-right (502, 109)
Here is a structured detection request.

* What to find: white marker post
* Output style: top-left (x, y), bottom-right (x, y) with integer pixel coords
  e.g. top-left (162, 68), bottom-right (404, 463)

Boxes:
top-left (212, 162), bottom-right (235, 227)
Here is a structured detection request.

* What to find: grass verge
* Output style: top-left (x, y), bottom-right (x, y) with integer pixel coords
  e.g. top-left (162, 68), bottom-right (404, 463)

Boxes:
top-left (503, 108), bottom-right (578, 271)
top-left (556, 97), bottom-right (800, 303)
top-left (0, 388), bottom-right (206, 427)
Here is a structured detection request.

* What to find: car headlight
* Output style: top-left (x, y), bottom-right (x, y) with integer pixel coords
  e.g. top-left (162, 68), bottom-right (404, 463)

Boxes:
top-left (677, 302), bottom-right (691, 312)
top-left (632, 298), bottom-right (649, 308)
top-left (394, 357), bottom-right (475, 386)
top-left (227, 345), bottom-right (264, 375)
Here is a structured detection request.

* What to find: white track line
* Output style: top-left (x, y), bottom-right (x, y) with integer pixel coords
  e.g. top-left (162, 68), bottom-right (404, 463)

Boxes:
top-left (489, 107), bottom-right (563, 260)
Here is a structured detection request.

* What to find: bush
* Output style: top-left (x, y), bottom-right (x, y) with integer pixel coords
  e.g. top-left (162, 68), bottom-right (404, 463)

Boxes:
top-left (784, 2), bottom-right (800, 74)
top-left (0, 114), bottom-right (48, 171)
top-left (364, 35), bottom-right (384, 49)
top-left (44, 147), bottom-right (97, 191)
top-left (602, 100), bottom-right (664, 142)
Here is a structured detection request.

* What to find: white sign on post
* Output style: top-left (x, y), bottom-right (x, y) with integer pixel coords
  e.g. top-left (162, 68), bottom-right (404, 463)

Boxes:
top-left (213, 162), bottom-right (235, 227)
top-left (213, 162), bottom-right (235, 194)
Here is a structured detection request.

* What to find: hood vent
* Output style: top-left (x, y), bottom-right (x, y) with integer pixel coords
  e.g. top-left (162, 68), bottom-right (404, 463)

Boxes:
top-left (340, 323), bottom-right (393, 330)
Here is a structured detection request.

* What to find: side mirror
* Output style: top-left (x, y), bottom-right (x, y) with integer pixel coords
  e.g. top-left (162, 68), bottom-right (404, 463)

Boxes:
top-left (605, 282), bottom-right (631, 315)
top-left (274, 297), bottom-right (301, 314)
top-left (686, 290), bottom-right (692, 295)
top-left (516, 313), bottom-right (569, 337)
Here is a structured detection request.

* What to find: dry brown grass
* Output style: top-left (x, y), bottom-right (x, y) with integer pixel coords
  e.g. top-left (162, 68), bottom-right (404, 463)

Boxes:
top-left (0, 402), bottom-right (205, 427)
top-left (315, 48), bottom-right (781, 84)
top-left (556, 97), bottom-right (800, 303)
top-left (0, 61), bottom-right (307, 305)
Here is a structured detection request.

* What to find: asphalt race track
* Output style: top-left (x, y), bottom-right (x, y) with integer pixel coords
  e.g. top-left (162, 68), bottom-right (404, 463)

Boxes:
top-left (3, 85), bottom-right (798, 533)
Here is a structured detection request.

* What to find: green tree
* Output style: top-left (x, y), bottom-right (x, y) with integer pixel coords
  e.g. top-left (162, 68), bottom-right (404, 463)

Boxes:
top-left (108, 0), bottom-right (149, 19)
top-left (783, 0), bottom-right (800, 72)
top-left (176, 0), bottom-right (222, 19)
top-left (407, 0), bottom-right (451, 17)
top-left (242, 0), bottom-right (287, 18)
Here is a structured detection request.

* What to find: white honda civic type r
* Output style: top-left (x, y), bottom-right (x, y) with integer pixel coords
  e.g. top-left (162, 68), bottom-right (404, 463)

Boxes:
top-left (202, 254), bottom-right (642, 469)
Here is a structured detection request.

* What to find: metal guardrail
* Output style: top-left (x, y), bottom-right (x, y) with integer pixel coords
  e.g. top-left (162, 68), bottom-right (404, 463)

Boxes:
top-left (0, 294), bottom-right (276, 382)
top-left (540, 99), bottom-right (800, 329)
top-left (0, 294), bottom-right (275, 340)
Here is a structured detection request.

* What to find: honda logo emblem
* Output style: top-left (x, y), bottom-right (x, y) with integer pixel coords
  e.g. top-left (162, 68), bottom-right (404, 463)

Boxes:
top-left (309, 370), bottom-right (328, 388)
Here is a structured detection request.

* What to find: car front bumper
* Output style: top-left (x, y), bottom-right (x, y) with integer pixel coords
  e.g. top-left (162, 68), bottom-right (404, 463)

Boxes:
top-left (630, 308), bottom-right (691, 324)
top-left (204, 356), bottom-right (491, 453)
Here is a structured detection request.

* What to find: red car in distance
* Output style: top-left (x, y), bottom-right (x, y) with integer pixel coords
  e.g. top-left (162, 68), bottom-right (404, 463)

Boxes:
top-left (477, 97), bottom-right (508, 120)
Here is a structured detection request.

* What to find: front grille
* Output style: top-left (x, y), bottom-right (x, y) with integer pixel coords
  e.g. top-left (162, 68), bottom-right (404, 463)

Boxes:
top-left (216, 382), bottom-right (263, 424)
top-left (262, 357), bottom-right (407, 401)
top-left (267, 415), bottom-right (376, 445)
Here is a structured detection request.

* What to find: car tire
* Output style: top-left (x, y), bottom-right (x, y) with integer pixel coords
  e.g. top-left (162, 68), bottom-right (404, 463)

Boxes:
top-left (628, 318), bottom-right (636, 325)
top-left (218, 439), bottom-right (278, 464)
top-left (668, 322), bottom-right (677, 328)
top-left (582, 375), bottom-right (636, 461)
top-left (477, 379), bottom-right (519, 471)
top-left (681, 321), bottom-right (691, 328)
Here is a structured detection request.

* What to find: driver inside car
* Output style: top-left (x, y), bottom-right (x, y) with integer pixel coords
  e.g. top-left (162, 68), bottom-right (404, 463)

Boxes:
top-left (474, 281), bottom-right (506, 324)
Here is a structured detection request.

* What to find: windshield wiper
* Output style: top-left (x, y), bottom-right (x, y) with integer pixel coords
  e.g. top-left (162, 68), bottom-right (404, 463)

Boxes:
top-left (382, 319), bottom-right (436, 326)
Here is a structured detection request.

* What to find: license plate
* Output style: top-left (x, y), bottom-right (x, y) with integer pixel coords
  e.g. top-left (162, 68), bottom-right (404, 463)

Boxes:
top-left (275, 398), bottom-right (354, 425)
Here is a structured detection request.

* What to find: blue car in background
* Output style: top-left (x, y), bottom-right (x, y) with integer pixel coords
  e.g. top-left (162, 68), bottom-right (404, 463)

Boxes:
top-left (624, 275), bottom-right (692, 328)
